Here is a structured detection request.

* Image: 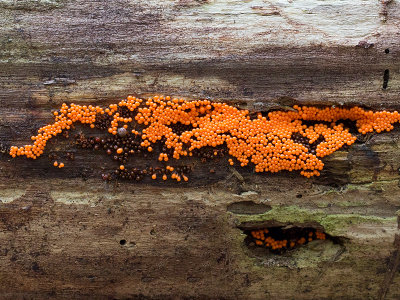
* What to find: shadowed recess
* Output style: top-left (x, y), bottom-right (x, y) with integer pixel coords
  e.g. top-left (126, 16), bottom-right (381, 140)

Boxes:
top-left (227, 201), bottom-right (272, 215)
top-left (241, 225), bottom-right (342, 254)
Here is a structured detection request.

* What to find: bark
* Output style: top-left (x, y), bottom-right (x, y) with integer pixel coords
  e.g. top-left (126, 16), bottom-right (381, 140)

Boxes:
top-left (0, 0), bottom-right (400, 299)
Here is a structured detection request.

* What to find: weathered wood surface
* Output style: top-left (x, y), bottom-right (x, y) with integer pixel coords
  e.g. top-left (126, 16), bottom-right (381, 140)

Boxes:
top-left (0, 0), bottom-right (400, 299)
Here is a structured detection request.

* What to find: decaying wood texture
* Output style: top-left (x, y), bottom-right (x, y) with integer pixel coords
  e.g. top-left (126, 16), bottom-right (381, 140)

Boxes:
top-left (0, 0), bottom-right (400, 299)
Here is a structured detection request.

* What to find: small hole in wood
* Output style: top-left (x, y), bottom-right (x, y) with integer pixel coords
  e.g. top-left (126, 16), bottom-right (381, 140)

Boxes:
top-left (119, 239), bottom-right (127, 245)
top-left (383, 69), bottom-right (389, 89)
top-left (296, 194), bottom-right (303, 199)
top-left (241, 225), bottom-right (340, 254)
top-left (385, 48), bottom-right (390, 54)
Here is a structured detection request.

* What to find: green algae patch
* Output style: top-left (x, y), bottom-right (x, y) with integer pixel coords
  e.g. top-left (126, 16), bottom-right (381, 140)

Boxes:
top-left (319, 214), bottom-right (396, 235)
top-left (235, 205), bottom-right (397, 236)
top-left (289, 240), bottom-right (344, 268)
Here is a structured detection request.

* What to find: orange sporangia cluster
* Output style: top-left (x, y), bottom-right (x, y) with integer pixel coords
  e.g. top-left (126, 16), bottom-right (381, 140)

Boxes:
top-left (9, 95), bottom-right (400, 180)
top-left (9, 103), bottom-right (103, 159)
top-left (250, 228), bottom-right (326, 251)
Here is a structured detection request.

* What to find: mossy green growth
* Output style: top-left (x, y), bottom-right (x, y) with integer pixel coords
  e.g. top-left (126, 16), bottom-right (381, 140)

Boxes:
top-left (236, 205), bottom-right (397, 236)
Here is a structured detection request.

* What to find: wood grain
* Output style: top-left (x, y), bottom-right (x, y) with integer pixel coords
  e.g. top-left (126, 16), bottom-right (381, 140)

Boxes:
top-left (1, 0), bottom-right (400, 299)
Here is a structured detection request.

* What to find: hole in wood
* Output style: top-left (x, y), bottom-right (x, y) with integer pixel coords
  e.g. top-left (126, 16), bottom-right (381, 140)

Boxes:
top-left (119, 239), bottom-right (127, 245)
top-left (385, 48), bottom-right (390, 54)
top-left (241, 225), bottom-right (342, 254)
top-left (0, 142), bottom-right (9, 156)
top-left (383, 69), bottom-right (389, 89)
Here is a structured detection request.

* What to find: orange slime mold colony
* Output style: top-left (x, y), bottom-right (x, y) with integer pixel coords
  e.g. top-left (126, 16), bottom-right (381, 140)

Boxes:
top-left (9, 95), bottom-right (400, 179)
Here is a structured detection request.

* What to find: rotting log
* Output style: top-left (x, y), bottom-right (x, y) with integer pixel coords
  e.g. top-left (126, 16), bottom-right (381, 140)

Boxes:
top-left (0, 0), bottom-right (400, 299)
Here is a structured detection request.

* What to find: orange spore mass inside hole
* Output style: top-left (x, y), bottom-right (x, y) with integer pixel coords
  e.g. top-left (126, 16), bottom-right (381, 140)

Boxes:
top-left (9, 95), bottom-right (400, 179)
top-left (250, 228), bottom-right (326, 251)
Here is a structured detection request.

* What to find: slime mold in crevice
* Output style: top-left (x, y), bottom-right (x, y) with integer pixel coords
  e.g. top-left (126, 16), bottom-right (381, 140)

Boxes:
top-left (8, 95), bottom-right (400, 182)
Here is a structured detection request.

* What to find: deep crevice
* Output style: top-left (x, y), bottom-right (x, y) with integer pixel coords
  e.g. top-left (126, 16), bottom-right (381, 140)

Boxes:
top-left (383, 69), bottom-right (389, 89)
top-left (239, 223), bottom-right (344, 255)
